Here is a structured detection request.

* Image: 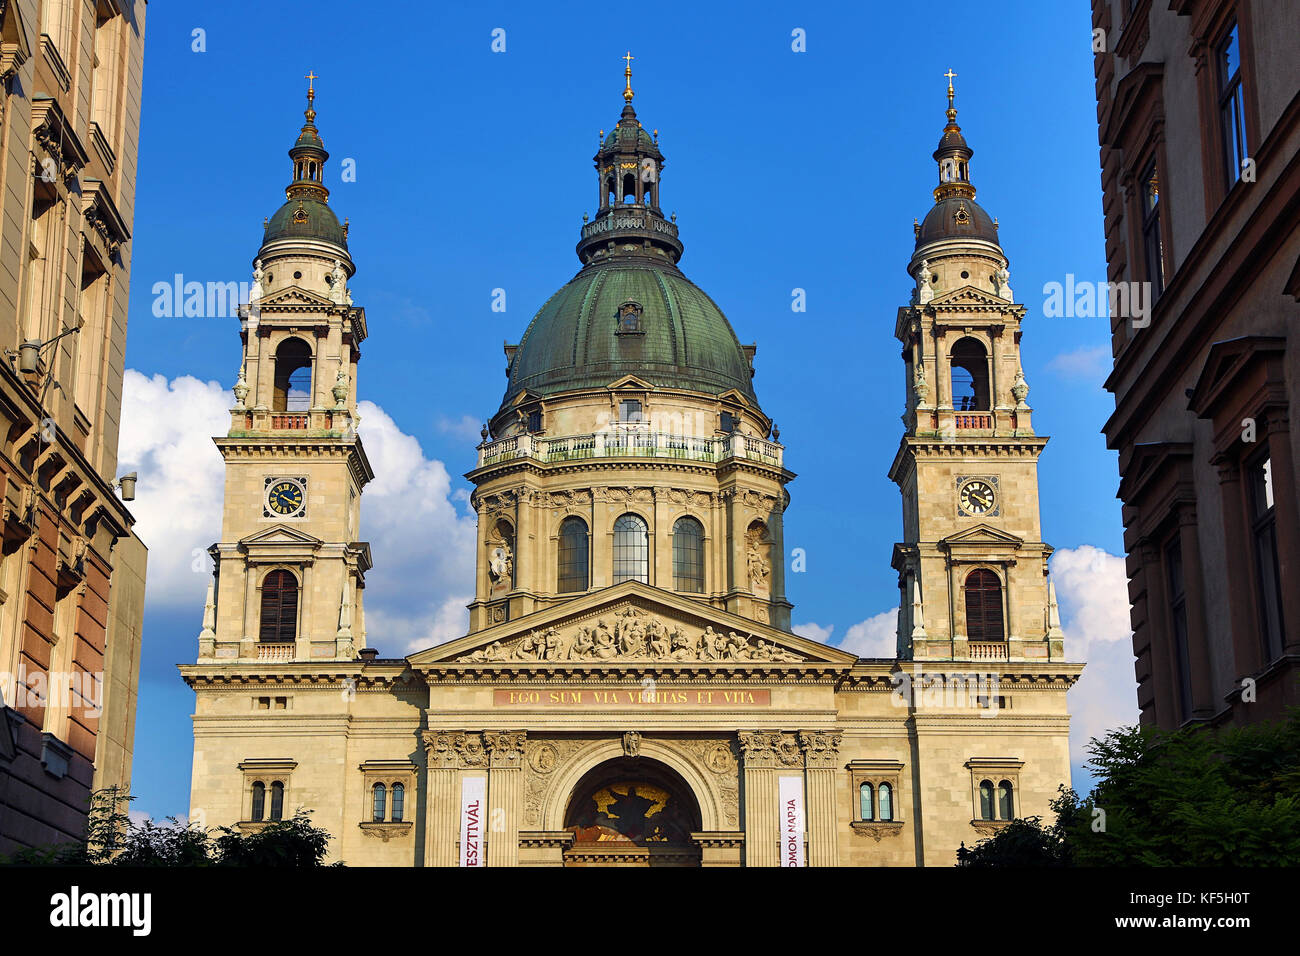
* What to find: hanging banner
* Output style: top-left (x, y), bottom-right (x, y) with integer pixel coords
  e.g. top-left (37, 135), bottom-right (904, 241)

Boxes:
top-left (778, 775), bottom-right (805, 867)
top-left (460, 776), bottom-right (487, 867)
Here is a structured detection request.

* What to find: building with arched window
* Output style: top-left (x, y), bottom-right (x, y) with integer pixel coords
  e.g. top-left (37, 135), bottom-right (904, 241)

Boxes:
top-left (181, 67), bottom-right (1080, 868)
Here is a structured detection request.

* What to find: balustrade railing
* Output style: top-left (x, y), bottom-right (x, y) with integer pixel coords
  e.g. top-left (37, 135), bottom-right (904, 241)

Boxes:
top-left (968, 641), bottom-right (1009, 661)
top-left (257, 642), bottom-right (296, 661)
top-left (478, 428), bottom-right (783, 469)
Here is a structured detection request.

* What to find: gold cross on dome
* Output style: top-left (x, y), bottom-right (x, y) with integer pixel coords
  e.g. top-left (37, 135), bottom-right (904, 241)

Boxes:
top-left (623, 51), bottom-right (634, 71)
top-left (305, 70), bottom-right (318, 97)
top-left (944, 68), bottom-right (957, 107)
top-left (623, 51), bottom-right (635, 101)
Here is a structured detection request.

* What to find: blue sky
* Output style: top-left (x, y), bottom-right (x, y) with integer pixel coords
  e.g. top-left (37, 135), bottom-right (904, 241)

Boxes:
top-left (121, 1), bottom-right (1132, 821)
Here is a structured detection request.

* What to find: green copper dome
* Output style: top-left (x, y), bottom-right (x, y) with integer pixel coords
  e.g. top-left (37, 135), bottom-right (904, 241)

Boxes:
top-left (263, 198), bottom-right (348, 247)
top-left (505, 262), bottom-right (757, 404)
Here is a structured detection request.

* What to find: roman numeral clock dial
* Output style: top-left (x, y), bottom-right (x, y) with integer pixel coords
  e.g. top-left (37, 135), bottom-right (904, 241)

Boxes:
top-left (958, 478), bottom-right (997, 516)
top-left (264, 477), bottom-right (306, 518)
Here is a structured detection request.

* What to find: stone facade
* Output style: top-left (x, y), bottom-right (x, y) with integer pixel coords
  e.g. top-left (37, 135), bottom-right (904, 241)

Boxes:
top-left (0, 0), bottom-right (148, 854)
top-left (181, 73), bottom-right (1081, 866)
top-left (1092, 0), bottom-right (1300, 728)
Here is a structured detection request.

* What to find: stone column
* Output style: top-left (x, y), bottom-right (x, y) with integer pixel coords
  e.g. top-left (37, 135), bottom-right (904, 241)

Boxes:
top-left (1263, 414), bottom-right (1300, 652)
top-left (486, 731), bottom-right (526, 868)
top-left (739, 732), bottom-right (778, 867)
top-left (800, 731), bottom-right (842, 867)
top-left (769, 495), bottom-right (789, 629)
top-left (422, 731), bottom-right (461, 867)
top-left (1213, 458), bottom-right (1260, 678)
top-left (1177, 505), bottom-right (1215, 719)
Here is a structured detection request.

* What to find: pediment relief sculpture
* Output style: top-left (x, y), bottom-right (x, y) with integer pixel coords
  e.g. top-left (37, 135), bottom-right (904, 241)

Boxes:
top-left (454, 605), bottom-right (804, 663)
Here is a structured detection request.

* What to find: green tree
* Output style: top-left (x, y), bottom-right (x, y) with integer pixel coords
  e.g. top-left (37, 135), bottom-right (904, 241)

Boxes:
top-left (958, 709), bottom-right (1300, 867)
top-left (0, 790), bottom-right (339, 867)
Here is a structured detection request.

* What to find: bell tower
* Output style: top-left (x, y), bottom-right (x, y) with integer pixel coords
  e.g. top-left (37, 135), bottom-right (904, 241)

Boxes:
top-left (889, 74), bottom-right (1065, 663)
top-left (197, 76), bottom-right (374, 665)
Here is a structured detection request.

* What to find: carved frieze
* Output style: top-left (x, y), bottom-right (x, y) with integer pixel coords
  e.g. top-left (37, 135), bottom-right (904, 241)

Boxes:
top-left (423, 730), bottom-right (489, 769)
top-left (798, 730), bottom-right (843, 769)
top-left (487, 730), bottom-right (527, 768)
top-left (454, 606), bottom-right (803, 664)
top-left (737, 731), bottom-right (803, 769)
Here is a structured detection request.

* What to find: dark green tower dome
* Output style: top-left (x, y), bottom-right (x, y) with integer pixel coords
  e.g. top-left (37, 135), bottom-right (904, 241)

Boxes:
top-left (500, 63), bottom-right (757, 411)
top-left (506, 262), bottom-right (757, 402)
top-left (914, 77), bottom-right (1001, 251)
top-left (260, 79), bottom-right (349, 253)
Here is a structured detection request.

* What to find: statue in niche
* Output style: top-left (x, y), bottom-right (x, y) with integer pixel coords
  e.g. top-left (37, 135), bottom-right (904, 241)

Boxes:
top-left (746, 526), bottom-right (771, 594)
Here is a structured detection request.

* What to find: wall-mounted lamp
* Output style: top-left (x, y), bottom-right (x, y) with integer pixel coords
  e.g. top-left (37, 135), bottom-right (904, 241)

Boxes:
top-left (17, 339), bottom-right (41, 374)
top-left (113, 472), bottom-right (137, 501)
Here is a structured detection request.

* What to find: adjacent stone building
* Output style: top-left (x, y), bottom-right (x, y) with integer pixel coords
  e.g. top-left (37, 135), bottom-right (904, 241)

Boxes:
top-left (1091, 0), bottom-right (1298, 729)
top-left (181, 68), bottom-right (1081, 866)
top-left (0, 0), bottom-right (148, 853)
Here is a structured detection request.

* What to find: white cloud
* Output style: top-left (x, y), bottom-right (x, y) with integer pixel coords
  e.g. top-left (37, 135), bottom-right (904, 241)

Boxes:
top-left (436, 413), bottom-right (485, 444)
top-left (792, 622), bottom-right (834, 644)
top-left (117, 371), bottom-right (229, 610)
top-left (118, 373), bottom-right (477, 656)
top-left (1051, 545), bottom-right (1139, 766)
top-left (1045, 344), bottom-right (1111, 381)
top-left (836, 607), bottom-right (899, 658)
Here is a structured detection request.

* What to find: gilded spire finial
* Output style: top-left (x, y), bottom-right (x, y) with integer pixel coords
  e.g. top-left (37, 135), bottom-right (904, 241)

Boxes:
top-left (623, 51), bottom-right (634, 103)
top-left (305, 70), bottom-right (318, 102)
top-left (944, 68), bottom-right (958, 121)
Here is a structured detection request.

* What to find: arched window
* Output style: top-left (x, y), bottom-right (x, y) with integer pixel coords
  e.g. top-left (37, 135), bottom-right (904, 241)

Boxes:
top-left (950, 338), bottom-right (990, 411)
top-left (879, 783), bottom-right (894, 822)
top-left (259, 570), bottom-right (299, 643)
top-left (391, 783), bottom-right (405, 823)
top-left (269, 781), bottom-right (285, 822)
top-left (372, 783), bottom-right (386, 822)
top-left (998, 781), bottom-right (1014, 821)
top-left (557, 517), bottom-right (589, 593)
top-left (859, 782), bottom-right (874, 821)
top-left (251, 781), bottom-right (265, 822)
top-left (964, 569), bottom-right (1005, 641)
top-left (273, 337), bottom-right (312, 411)
top-left (672, 517), bottom-right (705, 593)
top-left (622, 172), bottom-right (636, 203)
top-left (979, 780), bottom-right (995, 821)
top-left (612, 513), bottom-right (649, 584)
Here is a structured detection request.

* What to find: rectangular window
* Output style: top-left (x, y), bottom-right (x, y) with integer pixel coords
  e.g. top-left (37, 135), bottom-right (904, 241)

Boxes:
top-left (1140, 159), bottom-right (1165, 299)
top-left (526, 410), bottom-right (542, 433)
top-left (1164, 536), bottom-right (1193, 721)
top-left (719, 411), bottom-right (736, 433)
top-left (1247, 454), bottom-right (1284, 662)
top-left (618, 400), bottom-right (642, 423)
top-left (1217, 21), bottom-right (1248, 191)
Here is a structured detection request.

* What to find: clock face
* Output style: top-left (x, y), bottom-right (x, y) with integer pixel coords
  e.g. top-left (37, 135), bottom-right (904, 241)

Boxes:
top-left (266, 479), bottom-right (305, 517)
top-left (960, 479), bottom-right (996, 516)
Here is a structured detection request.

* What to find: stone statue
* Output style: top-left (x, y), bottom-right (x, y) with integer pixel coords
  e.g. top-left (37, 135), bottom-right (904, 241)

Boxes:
top-left (913, 360), bottom-right (930, 405)
top-left (233, 367), bottom-right (249, 408)
top-left (995, 266), bottom-right (1014, 301)
top-left (328, 259), bottom-right (348, 305)
top-left (489, 545), bottom-right (513, 583)
top-left (250, 259), bottom-right (265, 301)
top-left (916, 259), bottom-right (934, 305)
top-left (332, 367), bottom-right (349, 409)
top-left (1011, 367), bottom-right (1030, 408)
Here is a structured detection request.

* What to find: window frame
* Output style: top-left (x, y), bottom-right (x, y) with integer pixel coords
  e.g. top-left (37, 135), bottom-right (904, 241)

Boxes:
top-left (556, 515), bottom-right (591, 593)
top-left (963, 567), bottom-right (1006, 642)
top-left (848, 760), bottom-right (904, 833)
top-left (258, 568), bottom-right (300, 644)
top-left (612, 512), bottom-right (650, 585)
top-left (358, 761), bottom-right (416, 836)
top-left (966, 758), bottom-right (1022, 827)
top-left (238, 759), bottom-right (297, 828)
top-left (671, 515), bottom-right (706, 593)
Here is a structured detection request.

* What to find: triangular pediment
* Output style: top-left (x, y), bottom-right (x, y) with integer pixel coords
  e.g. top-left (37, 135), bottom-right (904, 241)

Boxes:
top-left (240, 524), bottom-right (323, 548)
top-left (940, 523), bottom-right (1024, 548)
top-left (409, 581), bottom-right (856, 668)
top-left (257, 286), bottom-right (334, 308)
top-left (607, 374), bottom-right (655, 391)
top-left (929, 285), bottom-right (1015, 309)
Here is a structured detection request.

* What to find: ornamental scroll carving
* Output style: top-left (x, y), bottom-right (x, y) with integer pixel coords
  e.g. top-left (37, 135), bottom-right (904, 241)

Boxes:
top-left (737, 731), bottom-right (803, 769)
top-left (680, 739), bottom-right (740, 829)
top-left (423, 730), bottom-right (489, 769)
top-left (454, 607), bottom-right (803, 664)
top-left (486, 731), bottom-right (527, 768)
top-left (798, 731), bottom-right (843, 769)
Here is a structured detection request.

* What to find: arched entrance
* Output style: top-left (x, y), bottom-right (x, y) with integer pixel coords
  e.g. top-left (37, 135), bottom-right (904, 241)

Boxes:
top-left (562, 757), bottom-right (702, 867)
